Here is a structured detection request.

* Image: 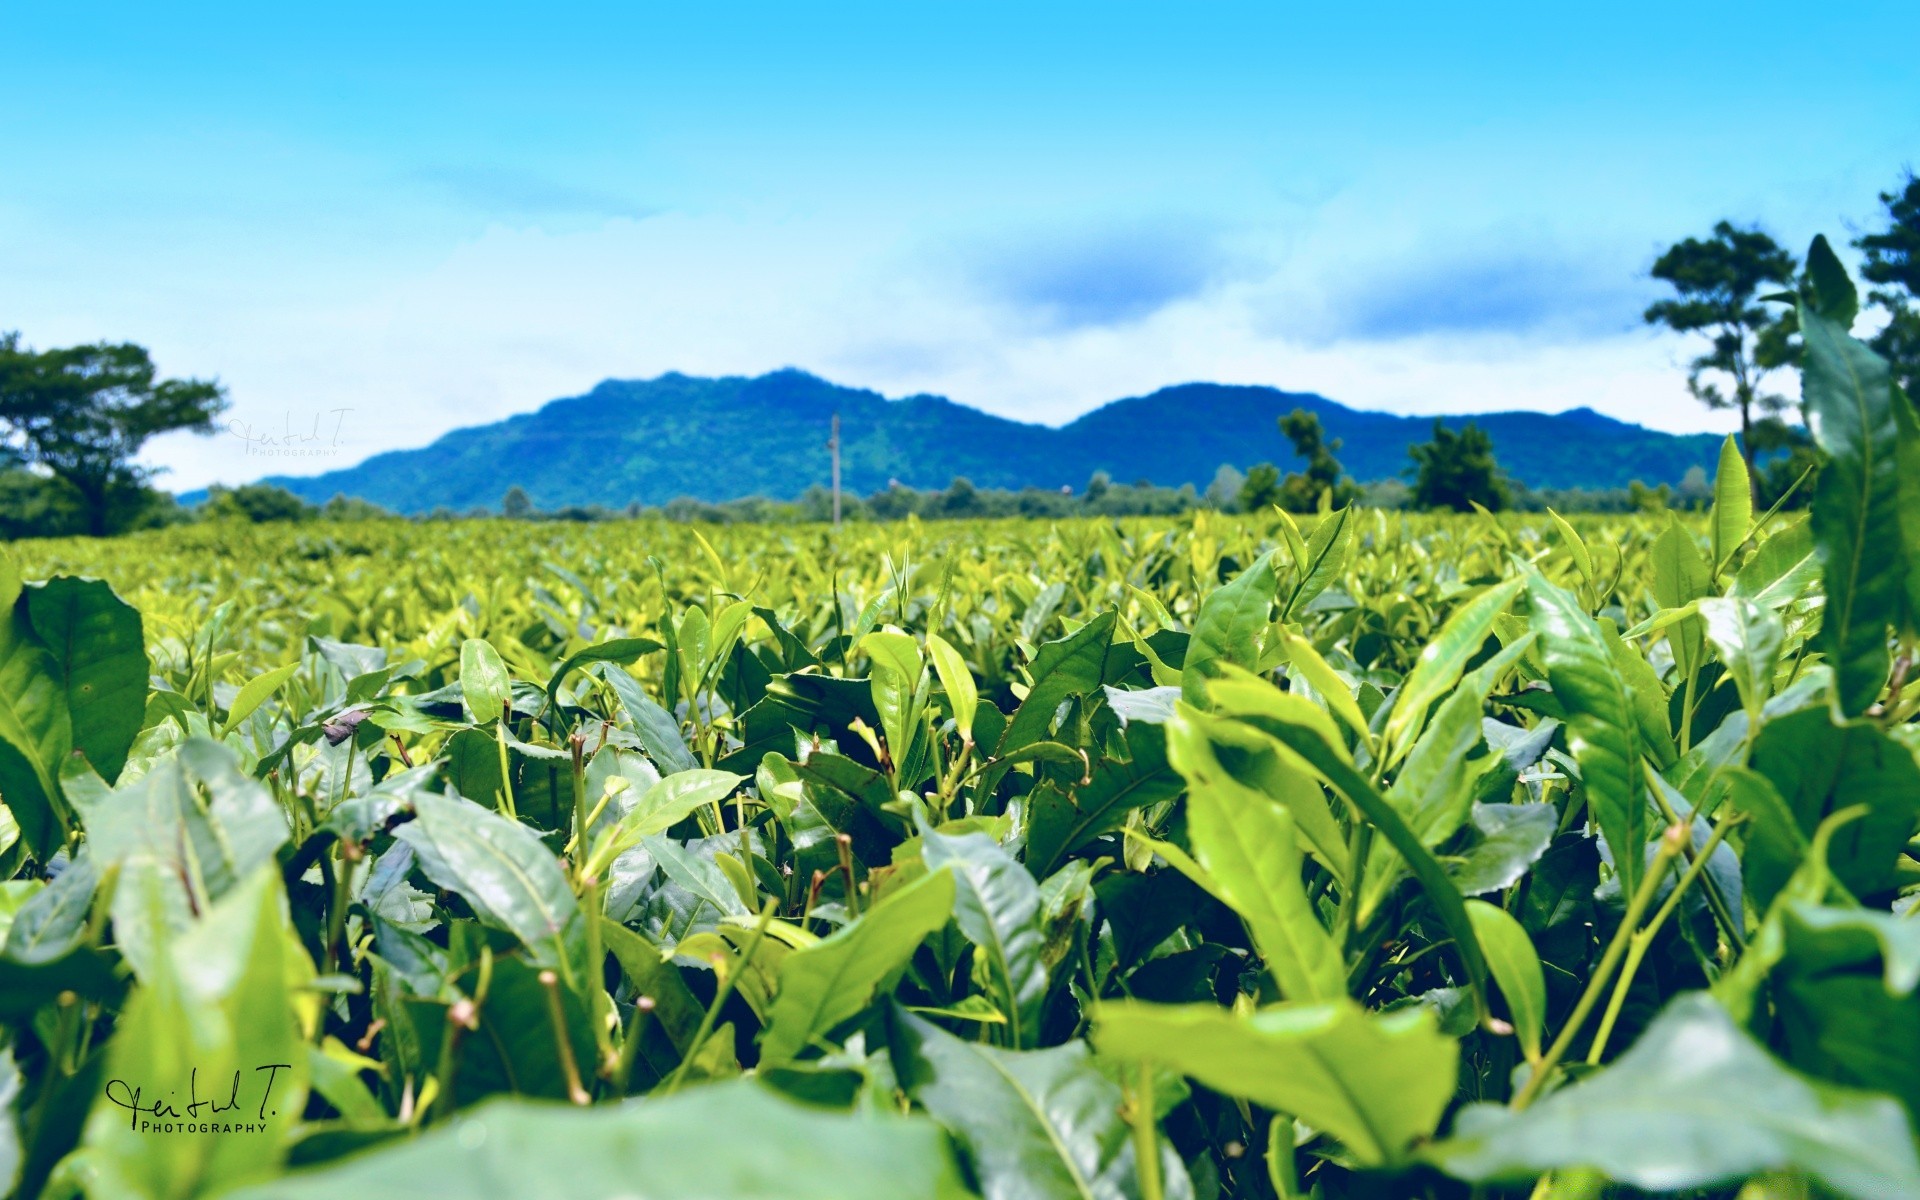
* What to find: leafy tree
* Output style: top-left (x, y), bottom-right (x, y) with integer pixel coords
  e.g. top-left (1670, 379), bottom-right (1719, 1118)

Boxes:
top-left (934, 476), bottom-right (985, 518)
top-left (321, 493), bottom-right (392, 520)
top-left (1854, 172), bottom-right (1920, 397)
top-left (1082, 471), bottom-right (1111, 504)
top-left (1275, 408), bottom-right (1361, 511)
top-left (1644, 223), bottom-right (1799, 485)
top-left (203, 482), bottom-right (310, 523)
top-left (1408, 420), bottom-right (1508, 512)
top-left (501, 485), bottom-right (534, 518)
top-left (1236, 462), bottom-right (1281, 512)
top-left (0, 333), bottom-right (228, 535)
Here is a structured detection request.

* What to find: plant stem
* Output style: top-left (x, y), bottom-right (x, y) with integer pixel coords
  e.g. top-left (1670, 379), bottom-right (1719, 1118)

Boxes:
top-left (538, 968), bottom-right (592, 1104)
top-left (1512, 823), bottom-right (1686, 1110)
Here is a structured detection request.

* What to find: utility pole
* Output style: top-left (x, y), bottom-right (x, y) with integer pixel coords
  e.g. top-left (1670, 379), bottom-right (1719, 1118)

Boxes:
top-left (829, 412), bottom-right (842, 527)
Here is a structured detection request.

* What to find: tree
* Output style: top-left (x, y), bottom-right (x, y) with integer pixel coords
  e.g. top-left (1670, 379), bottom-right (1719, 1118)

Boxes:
top-left (501, 485), bottom-right (534, 518)
top-left (0, 334), bottom-right (228, 535)
top-left (1204, 464), bottom-right (1245, 510)
top-left (203, 482), bottom-right (311, 523)
top-left (1644, 222), bottom-right (1799, 486)
top-left (1408, 420), bottom-right (1508, 512)
top-left (1236, 462), bottom-right (1281, 512)
top-left (1855, 172), bottom-right (1920, 397)
top-left (1275, 408), bottom-right (1361, 511)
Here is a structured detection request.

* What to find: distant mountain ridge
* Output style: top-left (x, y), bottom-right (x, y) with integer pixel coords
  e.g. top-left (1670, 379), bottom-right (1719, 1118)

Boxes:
top-left (216, 370), bottom-right (1724, 512)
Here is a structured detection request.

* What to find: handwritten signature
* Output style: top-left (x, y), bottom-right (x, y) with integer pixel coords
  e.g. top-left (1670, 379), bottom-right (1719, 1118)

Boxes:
top-left (226, 409), bottom-right (353, 455)
top-left (104, 1064), bottom-right (292, 1132)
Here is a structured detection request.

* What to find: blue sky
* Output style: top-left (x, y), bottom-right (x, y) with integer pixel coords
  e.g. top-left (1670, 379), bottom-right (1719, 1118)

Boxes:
top-left (5, 2), bottom-right (1918, 490)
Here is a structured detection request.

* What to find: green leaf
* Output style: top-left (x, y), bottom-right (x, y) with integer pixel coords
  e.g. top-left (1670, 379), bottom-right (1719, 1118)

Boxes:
top-left (1697, 596), bottom-right (1783, 720)
top-left (1524, 569), bottom-right (1645, 899)
top-left (1428, 993), bottom-right (1920, 1200)
top-left (0, 579), bottom-right (72, 861)
top-left (396, 790), bottom-right (589, 990)
top-left (1282, 506), bottom-right (1353, 621)
top-left (27, 576), bottom-right (147, 784)
top-left (1730, 515), bottom-right (1819, 609)
top-left (1216, 687), bottom-right (1493, 1023)
top-left (460, 638), bottom-right (512, 725)
top-left (1382, 577), bottom-right (1525, 767)
top-left (1463, 900), bottom-right (1545, 1062)
top-left (890, 1005), bottom-right (1168, 1200)
top-left (1182, 552), bottom-right (1278, 706)
top-left (1651, 514), bottom-right (1711, 677)
top-left (85, 866), bottom-right (312, 1200)
top-left (1545, 509), bottom-right (1594, 586)
top-left (1799, 303), bottom-right (1906, 715)
top-left (919, 819), bottom-right (1047, 1047)
top-left (1711, 435), bottom-right (1753, 568)
top-left (228, 1079), bottom-right (973, 1200)
top-left (1279, 633), bottom-right (1369, 746)
top-left (1095, 999), bottom-right (1458, 1167)
top-left (87, 739), bottom-right (290, 981)
top-left (543, 636), bottom-right (663, 714)
top-left (584, 768), bottom-right (743, 879)
top-left (926, 632), bottom-right (979, 736)
top-left (1025, 720), bottom-right (1181, 877)
top-left (595, 664), bottom-right (698, 774)
top-left (1167, 709), bottom-right (1344, 1002)
top-left (1803, 233), bottom-right (1859, 327)
top-left (761, 867), bottom-right (954, 1063)
top-left (220, 662), bottom-right (299, 738)
top-left (1750, 709), bottom-right (1920, 905)
top-left (999, 611), bottom-right (1117, 755)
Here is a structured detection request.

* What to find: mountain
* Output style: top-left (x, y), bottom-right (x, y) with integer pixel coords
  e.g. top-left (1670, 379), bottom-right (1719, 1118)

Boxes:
top-left (224, 370), bottom-right (1724, 512)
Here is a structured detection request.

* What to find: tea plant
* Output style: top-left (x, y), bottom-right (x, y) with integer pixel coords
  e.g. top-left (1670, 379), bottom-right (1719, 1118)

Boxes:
top-left (0, 238), bottom-right (1916, 1199)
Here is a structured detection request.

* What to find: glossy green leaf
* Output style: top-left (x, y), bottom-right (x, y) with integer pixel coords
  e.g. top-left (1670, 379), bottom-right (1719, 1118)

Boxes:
top-left (1182, 552), bottom-right (1278, 705)
top-left (891, 1006), bottom-right (1174, 1200)
top-left (926, 632), bottom-right (979, 736)
top-left (761, 867), bottom-right (954, 1063)
top-left (230, 1079), bottom-right (972, 1200)
top-left (1524, 569), bottom-right (1645, 899)
top-left (396, 790), bottom-right (589, 990)
top-left (460, 637), bottom-right (512, 725)
top-left (999, 611), bottom-right (1117, 755)
top-left (220, 662), bottom-right (299, 738)
top-left (585, 768), bottom-right (743, 878)
top-left (1382, 576), bottom-right (1525, 767)
top-left (26, 576), bottom-right (147, 784)
top-left (1729, 515), bottom-right (1819, 609)
top-left (920, 820), bottom-right (1047, 1047)
top-left (1167, 709), bottom-right (1344, 1002)
top-left (1697, 596), bottom-right (1783, 719)
top-left (1463, 900), bottom-right (1545, 1061)
top-left (0, 566), bottom-right (73, 861)
top-left (543, 637), bottom-right (663, 714)
top-left (85, 867), bottom-right (312, 1200)
top-left (1025, 720), bottom-right (1181, 877)
top-left (1429, 994), bottom-right (1920, 1200)
top-left (1799, 302), bottom-right (1905, 715)
top-left (1095, 999), bottom-right (1458, 1167)
top-left (1282, 506), bottom-right (1353, 620)
top-left (1711, 434), bottom-right (1753, 568)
